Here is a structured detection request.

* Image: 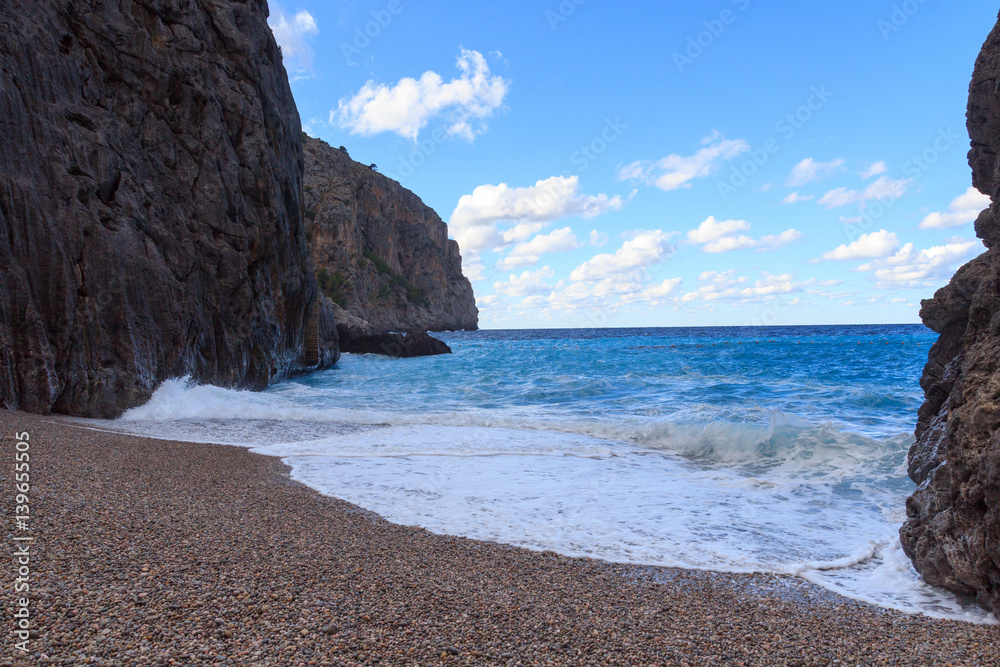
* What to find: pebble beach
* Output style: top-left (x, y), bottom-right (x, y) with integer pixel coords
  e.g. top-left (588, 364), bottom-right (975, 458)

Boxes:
top-left (2, 411), bottom-right (997, 667)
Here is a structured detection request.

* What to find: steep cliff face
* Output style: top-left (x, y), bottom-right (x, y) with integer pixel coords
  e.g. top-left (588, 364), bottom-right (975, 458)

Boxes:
top-left (900, 11), bottom-right (1000, 611)
top-left (303, 136), bottom-right (478, 333)
top-left (0, 0), bottom-right (326, 417)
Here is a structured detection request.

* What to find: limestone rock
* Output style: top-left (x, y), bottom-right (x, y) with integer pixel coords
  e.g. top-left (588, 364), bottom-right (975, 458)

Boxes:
top-left (0, 0), bottom-right (327, 416)
top-left (901, 9), bottom-right (1000, 611)
top-left (302, 136), bottom-right (478, 333)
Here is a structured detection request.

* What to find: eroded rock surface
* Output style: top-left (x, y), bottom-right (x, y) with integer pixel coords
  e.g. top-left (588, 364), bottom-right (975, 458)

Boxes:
top-left (0, 0), bottom-right (325, 416)
top-left (900, 10), bottom-right (1000, 611)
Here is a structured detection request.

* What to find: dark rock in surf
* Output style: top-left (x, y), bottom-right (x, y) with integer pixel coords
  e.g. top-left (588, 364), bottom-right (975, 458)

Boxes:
top-left (337, 330), bottom-right (452, 358)
top-left (900, 9), bottom-right (1000, 611)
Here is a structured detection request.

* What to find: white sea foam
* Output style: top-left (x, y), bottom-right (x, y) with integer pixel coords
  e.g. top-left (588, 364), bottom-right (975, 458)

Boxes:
top-left (101, 375), bottom-right (996, 624)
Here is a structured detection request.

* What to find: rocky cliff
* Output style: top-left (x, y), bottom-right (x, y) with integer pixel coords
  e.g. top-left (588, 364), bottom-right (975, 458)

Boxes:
top-left (900, 11), bottom-right (1000, 612)
top-left (0, 0), bottom-right (330, 417)
top-left (302, 136), bottom-right (478, 334)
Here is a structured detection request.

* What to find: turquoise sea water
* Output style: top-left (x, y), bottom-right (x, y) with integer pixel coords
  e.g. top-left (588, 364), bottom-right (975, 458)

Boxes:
top-left (106, 325), bottom-right (996, 623)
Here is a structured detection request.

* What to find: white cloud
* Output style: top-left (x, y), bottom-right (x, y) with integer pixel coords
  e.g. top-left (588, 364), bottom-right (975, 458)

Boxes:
top-left (686, 216), bottom-right (801, 254)
top-left (501, 222), bottom-right (546, 244)
top-left (463, 257), bottom-right (486, 282)
top-left (267, 4), bottom-right (319, 71)
top-left (680, 271), bottom-right (811, 305)
top-left (783, 192), bottom-right (815, 204)
top-left (497, 227), bottom-right (581, 269)
top-left (493, 267), bottom-right (555, 298)
top-left (821, 230), bottom-right (899, 261)
top-left (477, 294), bottom-right (500, 308)
top-left (818, 176), bottom-right (910, 209)
top-left (785, 158), bottom-right (845, 187)
top-left (570, 230), bottom-right (675, 282)
top-left (450, 176), bottom-right (625, 255)
top-left (919, 187), bottom-right (991, 230)
top-left (643, 278), bottom-right (683, 299)
top-left (486, 234), bottom-right (686, 318)
top-left (618, 131), bottom-right (749, 192)
top-left (687, 217), bottom-right (751, 245)
top-left (856, 238), bottom-right (982, 288)
top-left (334, 48), bottom-right (510, 141)
top-left (589, 230), bottom-right (609, 247)
top-left (702, 235), bottom-right (759, 253)
top-left (545, 271), bottom-right (683, 313)
top-left (862, 161), bottom-right (888, 178)
top-left (757, 229), bottom-right (804, 251)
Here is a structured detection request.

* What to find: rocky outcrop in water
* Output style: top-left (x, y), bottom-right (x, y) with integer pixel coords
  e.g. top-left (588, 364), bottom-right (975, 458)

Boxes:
top-left (338, 330), bottom-right (452, 358)
top-left (0, 0), bottom-right (329, 417)
top-left (320, 300), bottom-right (452, 357)
top-left (900, 10), bottom-right (1000, 612)
top-left (303, 136), bottom-right (478, 335)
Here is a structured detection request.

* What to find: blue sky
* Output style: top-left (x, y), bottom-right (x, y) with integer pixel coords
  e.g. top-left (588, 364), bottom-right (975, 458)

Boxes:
top-left (267, 0), bottom-right (998, 328)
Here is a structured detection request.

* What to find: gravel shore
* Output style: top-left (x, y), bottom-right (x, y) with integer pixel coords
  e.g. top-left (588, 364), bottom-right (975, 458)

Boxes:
top-left (1, 411), bottom-right (996, 666)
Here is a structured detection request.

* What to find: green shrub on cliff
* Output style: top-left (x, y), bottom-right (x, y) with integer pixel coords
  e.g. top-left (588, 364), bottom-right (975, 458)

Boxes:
top-left (317, 268), bottom-right (348, 307)
top-left (363, 249), bottom-right (430, 308)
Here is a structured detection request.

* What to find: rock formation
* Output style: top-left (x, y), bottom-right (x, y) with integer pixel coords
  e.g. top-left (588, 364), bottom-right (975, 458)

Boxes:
top-left (0, 0), bottom-right (333, 417)
top-left (302, 136), bottom-right (478, 336)
top-left (900, 10), bottom-right (1000, 612)
top-left (339, 331), bottom-right (452, 358)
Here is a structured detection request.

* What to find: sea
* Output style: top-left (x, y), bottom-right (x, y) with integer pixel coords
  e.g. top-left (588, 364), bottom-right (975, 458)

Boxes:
top-left (92, 324), bottom-right (997, 624)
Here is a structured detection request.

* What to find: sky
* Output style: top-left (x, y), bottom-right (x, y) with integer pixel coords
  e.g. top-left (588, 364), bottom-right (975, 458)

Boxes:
top-left (266, 0), bottom-right (999, 329)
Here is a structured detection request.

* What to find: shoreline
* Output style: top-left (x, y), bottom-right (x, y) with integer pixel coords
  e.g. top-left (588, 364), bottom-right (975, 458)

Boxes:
top-left (3, 411), bottom-right (997, 666)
